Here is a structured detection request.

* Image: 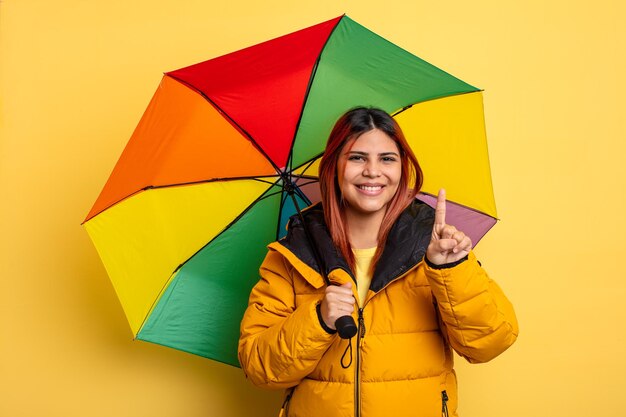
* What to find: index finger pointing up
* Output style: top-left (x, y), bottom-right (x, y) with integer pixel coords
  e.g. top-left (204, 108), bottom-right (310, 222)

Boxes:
top-left (434, 188), bottom-right (447, 227)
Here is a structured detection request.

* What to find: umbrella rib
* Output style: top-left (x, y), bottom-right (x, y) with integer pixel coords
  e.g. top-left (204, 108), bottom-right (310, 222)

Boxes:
top-left (285, 16), bottom-right (344, 175)
top-left (165, 74), bottom-right (284, 175)
top-left (170, 183), bottom-right (282, 277)
top-left (256, 189), bottom-right (285, 202)
top-left (276, 189), bottom-right (289, 240)
top-left (83, 176), bottom-right (280, 222)
top-left (294, 179), bottom-right (319, 188)
top-left (390, 90), bottom-right (485, 117)
top-left (417, 192), bottom-right (499, 220)
top-left (296, 154), bottom-right (322, 177)
top-left (293, 187), bottom-right (312, 207)
top-left (294, 176), bottom-right (318, 183)
top-left (137, 180), bottom-right (282, 335)
top-left (290, 152), bottom-right (324, 176)
top-left (145, 176), bottom-right (278, 190)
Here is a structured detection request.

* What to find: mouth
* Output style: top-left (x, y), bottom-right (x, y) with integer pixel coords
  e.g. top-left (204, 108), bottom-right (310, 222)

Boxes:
top-left (357, 185), bottom-right (384, 192)
top-left (356, 184), bottom-right (386, 196)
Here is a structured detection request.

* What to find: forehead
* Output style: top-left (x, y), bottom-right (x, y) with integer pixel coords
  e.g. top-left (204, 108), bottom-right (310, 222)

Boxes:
top-left (345, 129), bottom-right (399, 153)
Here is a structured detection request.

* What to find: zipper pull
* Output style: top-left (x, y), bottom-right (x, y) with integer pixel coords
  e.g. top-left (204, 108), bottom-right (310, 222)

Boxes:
top-left (441, 390), bottom-right (449, 417)
top-left (358, 308), bottom-right (366, 348)
top-left (279, 389), bottom-right (294, 417)
top-left (358, 308), bottom-right (366, 340)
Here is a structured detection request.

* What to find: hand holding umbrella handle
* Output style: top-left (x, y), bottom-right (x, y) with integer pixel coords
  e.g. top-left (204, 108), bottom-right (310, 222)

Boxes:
top-left (321, 282), bottom-right (358, 339)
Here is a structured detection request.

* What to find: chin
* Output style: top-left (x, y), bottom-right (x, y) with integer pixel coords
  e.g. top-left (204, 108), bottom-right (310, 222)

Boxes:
top-left (350, 202), bottom-right (389, 216)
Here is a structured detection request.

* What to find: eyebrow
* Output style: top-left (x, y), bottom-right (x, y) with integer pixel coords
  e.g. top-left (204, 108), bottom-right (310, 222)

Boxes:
top-left (346, 150), bottom-right (400, 157)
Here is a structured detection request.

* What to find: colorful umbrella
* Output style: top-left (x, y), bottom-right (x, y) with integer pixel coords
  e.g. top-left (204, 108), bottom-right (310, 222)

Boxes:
top-left (84, 15), bottom-right (497, 367)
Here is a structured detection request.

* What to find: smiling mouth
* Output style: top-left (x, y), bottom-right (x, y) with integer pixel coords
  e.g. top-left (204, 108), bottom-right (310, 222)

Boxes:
top-left (357, 185), bottom-right (384, 192)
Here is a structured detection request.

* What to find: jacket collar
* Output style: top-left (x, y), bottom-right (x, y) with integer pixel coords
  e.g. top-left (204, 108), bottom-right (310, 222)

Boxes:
top-left (276, 199), bottom-right (434, 293)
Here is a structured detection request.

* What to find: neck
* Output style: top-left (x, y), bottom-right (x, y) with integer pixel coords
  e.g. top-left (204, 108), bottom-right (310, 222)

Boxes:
top-left (345, 209), bottom-right (385, 249)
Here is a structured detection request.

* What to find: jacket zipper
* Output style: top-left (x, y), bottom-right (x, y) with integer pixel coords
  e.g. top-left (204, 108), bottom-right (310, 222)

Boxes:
top-left (354, 307), bottom-right (365, 417)
top-left (441, 390), bottom-right (449, 417)
top-left (352, 262), bottom-right (419, 417)
top-left (278, 388), bottom-right (294, 417)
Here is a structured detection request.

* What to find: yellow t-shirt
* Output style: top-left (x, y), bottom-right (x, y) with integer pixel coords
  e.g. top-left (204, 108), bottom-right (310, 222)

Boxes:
top-left (352, 246), bottom-right (377, 306)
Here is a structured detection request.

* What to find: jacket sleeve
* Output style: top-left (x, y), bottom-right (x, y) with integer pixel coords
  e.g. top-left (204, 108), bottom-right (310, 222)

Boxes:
top-left (238, 249), bottom-right (335, 389)
top-left (425, 251), bottom-right (519, 363)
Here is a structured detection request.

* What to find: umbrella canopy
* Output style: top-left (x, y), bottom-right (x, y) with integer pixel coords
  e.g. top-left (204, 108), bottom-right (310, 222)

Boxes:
top-left (84, 15), bottom-right (497, 367)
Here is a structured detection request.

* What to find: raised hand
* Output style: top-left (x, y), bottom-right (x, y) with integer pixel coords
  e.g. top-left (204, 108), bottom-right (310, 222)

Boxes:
top-left (426, 189), bottom-right (472, 265)
top-left (320, 282), bottom-right (355, 330)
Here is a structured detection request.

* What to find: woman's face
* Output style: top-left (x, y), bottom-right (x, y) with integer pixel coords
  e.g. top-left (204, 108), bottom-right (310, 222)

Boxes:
top-left (336, 129), bottom-right (402, 221)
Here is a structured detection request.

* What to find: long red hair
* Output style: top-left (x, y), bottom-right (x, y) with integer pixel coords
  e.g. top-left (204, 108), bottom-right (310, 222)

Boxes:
top-left (318, 107), bottom-right (423, 272)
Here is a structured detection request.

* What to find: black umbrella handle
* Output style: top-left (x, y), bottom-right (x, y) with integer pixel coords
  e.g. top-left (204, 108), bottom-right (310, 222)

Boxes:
top-left (335, 315), bottom-right (358, 339)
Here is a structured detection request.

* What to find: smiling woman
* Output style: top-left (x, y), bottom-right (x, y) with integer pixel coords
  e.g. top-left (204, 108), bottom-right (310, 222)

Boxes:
top-left (238, 107), bottom-right (518, 417)
top-left (321, 107), bottom-right (422, 268)
top-left (337, 130), bottom-right (402, 246)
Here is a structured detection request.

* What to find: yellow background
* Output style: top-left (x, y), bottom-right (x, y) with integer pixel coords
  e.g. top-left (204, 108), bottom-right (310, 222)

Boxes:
top-left (1, 1), bottom-right (625, 416)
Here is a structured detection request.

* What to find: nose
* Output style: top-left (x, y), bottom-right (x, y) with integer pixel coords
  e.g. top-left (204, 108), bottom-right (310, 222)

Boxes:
top-left (363, 161), bottom-right (382, 178)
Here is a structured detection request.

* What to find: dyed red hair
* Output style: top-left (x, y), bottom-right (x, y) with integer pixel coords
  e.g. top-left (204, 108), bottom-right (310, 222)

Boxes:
top-left (319, 107), bottom-right (423, 272)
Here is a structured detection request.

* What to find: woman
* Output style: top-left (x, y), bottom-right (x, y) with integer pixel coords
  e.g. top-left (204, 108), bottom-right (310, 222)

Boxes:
top-left (238, 107), bottom-right (518, 417)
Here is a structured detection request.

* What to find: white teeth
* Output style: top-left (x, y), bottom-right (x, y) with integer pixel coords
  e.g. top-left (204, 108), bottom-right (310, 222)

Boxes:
top-left (359, 185), bottom-right (382, 191)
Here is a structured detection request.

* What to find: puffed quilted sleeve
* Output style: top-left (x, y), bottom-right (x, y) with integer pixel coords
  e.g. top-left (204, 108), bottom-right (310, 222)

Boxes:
top-left (238, 249), bottom-right (335, 389)
top-left (425, 251), bottom-right (519, 363)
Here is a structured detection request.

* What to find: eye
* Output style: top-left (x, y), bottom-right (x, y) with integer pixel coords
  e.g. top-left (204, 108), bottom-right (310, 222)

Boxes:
top-left (381, 156), bottom-right (398, 162)
top-left (348, 155), bottom-right (366, 161)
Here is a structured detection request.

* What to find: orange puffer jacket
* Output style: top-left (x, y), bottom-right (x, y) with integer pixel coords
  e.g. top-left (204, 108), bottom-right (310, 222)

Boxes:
top-left (238, 201), bottom-right (518, 417)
